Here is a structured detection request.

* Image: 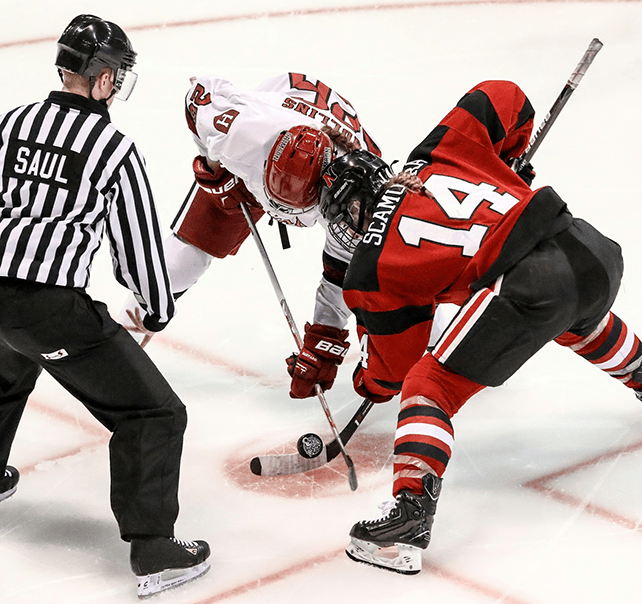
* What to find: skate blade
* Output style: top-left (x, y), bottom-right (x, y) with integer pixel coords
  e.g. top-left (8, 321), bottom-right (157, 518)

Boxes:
top-left (346, 538), bottom-right (422, 575)
top-left (0, 486), bottom-right (17, 503)
top-left (137, 560), bottom-right (210, 599)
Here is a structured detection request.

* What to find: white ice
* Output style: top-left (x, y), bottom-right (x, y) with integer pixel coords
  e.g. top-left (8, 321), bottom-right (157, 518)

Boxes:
top-left (1, 1), bottom-right (642, 603)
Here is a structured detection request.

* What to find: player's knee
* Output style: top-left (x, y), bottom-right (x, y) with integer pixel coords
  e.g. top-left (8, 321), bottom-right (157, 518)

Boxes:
top-left (401, 354), bottom-right (484, 417)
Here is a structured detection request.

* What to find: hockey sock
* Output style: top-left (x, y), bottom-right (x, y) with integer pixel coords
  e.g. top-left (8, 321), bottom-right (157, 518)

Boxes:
top-left (392, 398), bottom-right (454, 497)
top-left (555, 311), bottom-right (642, 390)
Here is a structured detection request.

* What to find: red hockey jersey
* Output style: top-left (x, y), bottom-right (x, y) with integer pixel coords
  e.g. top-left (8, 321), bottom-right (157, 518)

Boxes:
top-left (343, 80), bottom-right (573, 399)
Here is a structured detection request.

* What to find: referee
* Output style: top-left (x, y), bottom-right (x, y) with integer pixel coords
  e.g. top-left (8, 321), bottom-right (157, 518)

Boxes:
top-left (0, 15), bottom-right (209, 598)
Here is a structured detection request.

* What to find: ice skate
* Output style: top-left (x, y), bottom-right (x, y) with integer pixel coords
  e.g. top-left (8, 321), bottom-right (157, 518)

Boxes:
top-left (346, 473), bottom-right (442, 575)
top-left (130, 536), bottom-right (210, 598)
top-left (0, 466), bottom-right (19, 502)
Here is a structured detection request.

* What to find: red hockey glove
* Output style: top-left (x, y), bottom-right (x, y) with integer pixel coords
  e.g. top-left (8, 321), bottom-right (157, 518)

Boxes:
top-left (286, 322), bottom-right (350, 399)
top-left (352, 363), bottom-right (395, 403)
top-left (192, 156), bottom-right (258, 210)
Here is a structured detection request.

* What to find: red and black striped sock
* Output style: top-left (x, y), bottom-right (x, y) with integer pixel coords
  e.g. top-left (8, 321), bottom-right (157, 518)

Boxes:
top-left (393, 399), bottom-right (454, 497)
top-left (555, 311), bottom-right (642, 390)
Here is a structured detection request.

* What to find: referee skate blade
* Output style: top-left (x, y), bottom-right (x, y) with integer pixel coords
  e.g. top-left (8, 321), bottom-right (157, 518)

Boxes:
top-left (345, 538), bottom-right (422, 575)
top-left (137, 560), bottom-right (210, 598)
top-left (0, 485), bottom-right (17, 502)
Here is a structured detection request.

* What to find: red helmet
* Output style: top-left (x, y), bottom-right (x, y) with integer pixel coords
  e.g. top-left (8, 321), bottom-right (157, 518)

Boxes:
top-left (264, 125), bottom-right (334, 215)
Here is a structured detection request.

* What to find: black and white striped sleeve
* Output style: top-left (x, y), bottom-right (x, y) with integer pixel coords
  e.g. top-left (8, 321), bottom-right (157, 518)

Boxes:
top-left (105, 142), bottom-right (175, 331)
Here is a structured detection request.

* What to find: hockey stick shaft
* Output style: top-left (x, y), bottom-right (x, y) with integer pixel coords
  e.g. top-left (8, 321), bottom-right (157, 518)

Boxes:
top-left (324, 397), bottom-right (374, 461)
top-left (250, 397), bottom-right (374, 476)
top-left (514, 38), bottom-right (603, 172)
top-left (240, 202), bottom-right (358, 490)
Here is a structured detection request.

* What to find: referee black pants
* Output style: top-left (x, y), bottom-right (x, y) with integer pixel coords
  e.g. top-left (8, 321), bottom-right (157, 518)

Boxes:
top-left (0, 278), bottom-right (186, 541)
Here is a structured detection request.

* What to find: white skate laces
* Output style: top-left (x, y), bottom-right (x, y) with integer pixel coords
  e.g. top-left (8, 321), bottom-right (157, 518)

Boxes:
top-left (169, 537), bottom-right (199, 554)
top-left (378, 500), bottom-right (398, 517)
top-left (360, 500), bottom-right (398, 525)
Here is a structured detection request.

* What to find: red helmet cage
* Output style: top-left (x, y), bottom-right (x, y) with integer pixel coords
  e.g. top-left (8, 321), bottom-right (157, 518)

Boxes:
top-left (264, 125), bottom-right (334, 214)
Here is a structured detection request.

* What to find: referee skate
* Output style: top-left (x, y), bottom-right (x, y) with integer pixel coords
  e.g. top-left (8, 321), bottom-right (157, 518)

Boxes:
top-left (131, 537), bottom-right (211, 598)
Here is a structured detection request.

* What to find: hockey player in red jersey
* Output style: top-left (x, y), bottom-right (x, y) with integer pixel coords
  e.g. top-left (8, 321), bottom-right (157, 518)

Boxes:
top-left (119, 73), bottom-right (381, 399)
top-left (316, 80), bottom-right (642, 574)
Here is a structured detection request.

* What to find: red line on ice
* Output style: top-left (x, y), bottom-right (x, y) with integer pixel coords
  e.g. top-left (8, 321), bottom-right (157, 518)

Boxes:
top-left (1, 0), bottom-right (639, 49)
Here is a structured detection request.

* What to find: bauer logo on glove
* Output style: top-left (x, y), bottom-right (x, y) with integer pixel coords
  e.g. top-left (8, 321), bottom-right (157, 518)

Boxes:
top-left (286, 322), bottom-right (350, 399)
top-left (314, 339), bottom-right (349, 357)
top-left (191, 155), bottom-right (258, 209)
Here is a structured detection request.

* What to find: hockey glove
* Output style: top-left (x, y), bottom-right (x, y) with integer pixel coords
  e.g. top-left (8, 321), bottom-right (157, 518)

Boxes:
top-left (286, 322), bottom-right (350, 399)
top-left (352, 363), bottom-right (395, 403)
top-left (192, 156), bottom-right (258, 210)
top-left (515, 161), bottom-right (536, 186)
top-left (506, 157), bottom-right (536, 187)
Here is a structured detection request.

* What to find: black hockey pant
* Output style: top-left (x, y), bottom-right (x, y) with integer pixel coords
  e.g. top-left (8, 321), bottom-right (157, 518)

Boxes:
top-left (433, 218), bottom-right (625, 387)
top-left (0, 279), bottom-right (186, 541)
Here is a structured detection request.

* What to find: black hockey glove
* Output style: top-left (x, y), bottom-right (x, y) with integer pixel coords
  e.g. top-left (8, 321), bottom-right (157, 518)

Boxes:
top-left (506, 157), bottom-right (536, 187)
top-left (515, 161), bottom-right (536, 186)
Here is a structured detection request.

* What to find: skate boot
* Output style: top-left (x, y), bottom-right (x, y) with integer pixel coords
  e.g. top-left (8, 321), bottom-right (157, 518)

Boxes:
top-left (346, 473), bottom-right (442, 574)
top-left (0, 466), bottom-right (19, 503)
top-left (130, 536), bottom-right (211, 598)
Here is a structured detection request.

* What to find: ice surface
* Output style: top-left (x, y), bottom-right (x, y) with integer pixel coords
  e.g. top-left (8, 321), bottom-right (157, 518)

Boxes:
top-left (1, 1), bottom-right (642, 602)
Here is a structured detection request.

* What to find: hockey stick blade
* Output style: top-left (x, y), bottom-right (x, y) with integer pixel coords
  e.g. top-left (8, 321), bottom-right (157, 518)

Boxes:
top-left (346, 456), bottom-right (358, 491)
top-left (514, 38), bottom-right (603, 172)
top-left (250, 398), bottom-right (375, 477)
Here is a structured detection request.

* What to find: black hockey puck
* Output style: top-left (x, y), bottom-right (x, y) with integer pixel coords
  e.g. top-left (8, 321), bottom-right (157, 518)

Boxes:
top-left (297, 433), bottom-right (324, 459)
top-left (249, 456), bottom-right (262, 475)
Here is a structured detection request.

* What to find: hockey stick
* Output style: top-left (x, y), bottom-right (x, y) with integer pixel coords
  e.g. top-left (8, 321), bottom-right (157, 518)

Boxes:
top-left (250, 397), bottom-right (374, 476)
top-left (239, 201), bottom-right (359, 491)
top-left (513, 37), bottom-right (603, 173)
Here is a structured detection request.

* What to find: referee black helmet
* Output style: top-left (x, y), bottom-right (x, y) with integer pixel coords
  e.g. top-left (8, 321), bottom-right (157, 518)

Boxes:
top-left (55, 14), bottom-right (138, 100)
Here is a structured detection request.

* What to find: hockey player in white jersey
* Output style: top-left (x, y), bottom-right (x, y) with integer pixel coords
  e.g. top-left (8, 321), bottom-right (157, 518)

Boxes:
top-left (121, 72), bottom-right (382, 399)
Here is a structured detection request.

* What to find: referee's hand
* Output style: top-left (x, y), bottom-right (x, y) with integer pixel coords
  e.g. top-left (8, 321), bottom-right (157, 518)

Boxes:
top-left (125, 307), bottom-right (155, 348)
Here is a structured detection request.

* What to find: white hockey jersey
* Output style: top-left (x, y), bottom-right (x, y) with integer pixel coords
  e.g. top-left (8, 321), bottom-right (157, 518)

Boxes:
top-left (183, 73), bottom-right (382, 327)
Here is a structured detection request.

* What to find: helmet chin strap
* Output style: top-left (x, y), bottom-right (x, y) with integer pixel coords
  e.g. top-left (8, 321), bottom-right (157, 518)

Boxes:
top-left (89, 74), bottom-right (117, 108)
top-left (356, 195), bottom-right (368, 233)
top-left (99, 88), bottom-right (117, 108)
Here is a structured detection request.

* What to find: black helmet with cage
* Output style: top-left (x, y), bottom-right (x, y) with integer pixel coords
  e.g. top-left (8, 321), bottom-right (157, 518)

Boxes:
top-left (55, 14), bottom-right (138, 101)
top-left (318, 149), bottom-right (394, 253)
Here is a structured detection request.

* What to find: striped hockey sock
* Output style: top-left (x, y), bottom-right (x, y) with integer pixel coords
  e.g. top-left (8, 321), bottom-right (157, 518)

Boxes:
top-left (393, 397), bottom-right (454, 497)
top-left (555, 311), bottom-right (642, 390)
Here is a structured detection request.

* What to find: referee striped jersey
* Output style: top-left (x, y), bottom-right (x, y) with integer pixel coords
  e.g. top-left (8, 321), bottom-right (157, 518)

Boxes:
top-left (0, 91), bottom-right (174, 330)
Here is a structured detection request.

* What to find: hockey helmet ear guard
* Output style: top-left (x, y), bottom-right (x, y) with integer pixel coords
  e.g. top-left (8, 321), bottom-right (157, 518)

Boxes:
top-left (56, 14), bottom-right (138, 101)
top-left (319, 150), bottom-right (393, 253)
top-left (263, 125), bottom-right (334, 215)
